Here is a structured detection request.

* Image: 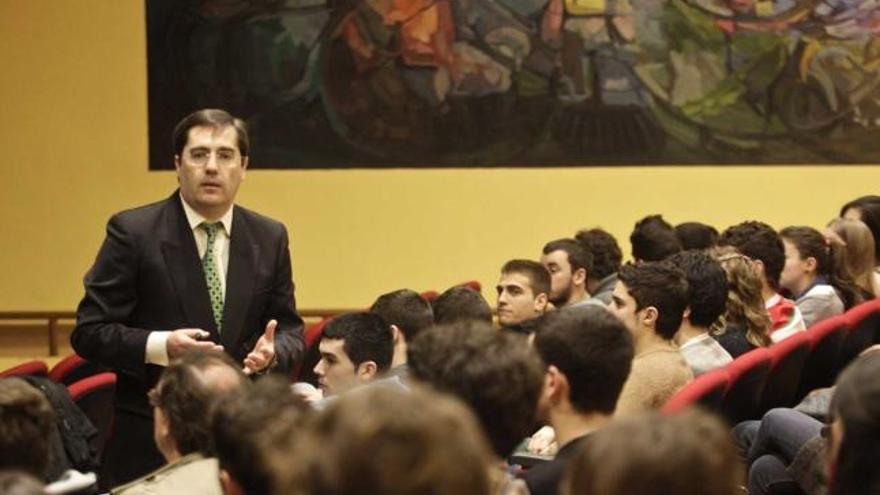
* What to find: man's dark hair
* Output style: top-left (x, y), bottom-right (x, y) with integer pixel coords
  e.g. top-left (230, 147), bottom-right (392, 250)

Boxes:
top-left (718, 221), bottom-right (785, 291)
top-left (617, 261), bottom-right (689, 339)
top-left (149, 350), bottom-right (248, 456)
top-left (370, 289), bottom-right (434, 341)
top-left (172, 109), bottom-right (249, 157)
top-left (542, 238), bottom-right (594, 276)
top-left (501, 259), bottom-right (551, 297)
top-left (840, 195), bottom-right (880, 263)
top-left (534, 306), bottom-right (634, 414)
top-left (0, 378), bottom-right (55, 478)
top-left (212, 375), bottom-right (311, 495)
top-left (432, 286), bottom-right (493, 325)
top-left (408, 321), bottom-right (545, 458)
top-left (674, 222), bottom-right (719, 251)
top-left (575, 228), bottom-right (623, 280)
top-left (668, 251), bottom-right (728, 328)
top-left (322, 312), bottom-right (394, 372)
top-left (630, 215), bottom-right (682, 262)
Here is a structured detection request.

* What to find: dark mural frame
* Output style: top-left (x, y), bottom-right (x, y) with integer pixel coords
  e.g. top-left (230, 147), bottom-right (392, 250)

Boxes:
top-left (147, 0), bottom-right (880, 169)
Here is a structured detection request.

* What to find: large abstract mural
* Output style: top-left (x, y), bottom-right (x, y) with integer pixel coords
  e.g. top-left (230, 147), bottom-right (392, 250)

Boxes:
top-left (147, 0), bottom-right (880, 168)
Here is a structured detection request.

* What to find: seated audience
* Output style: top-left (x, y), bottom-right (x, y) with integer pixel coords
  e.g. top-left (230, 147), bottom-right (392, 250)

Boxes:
top-left (409, 320), bottom-right (544, 493)
top-left (674, 221), bottom-right (719, 250)
top-left (574, 227), bottom-right (622, 305)
top-left (668, 251), bottom-right (733, 376)
top-left (370, 289), bottom-right (434, 377)
top-left (711, 248), bottom-right (772, 357)
top-left (719, 221), bottom-right (806, 340)
top-left (630, 214), bottom-right (683, 262)
top-left (560, 409), bottom-right (742, 495)
top-left (826, 217), bottom-right (879, 299)
top-left (496, 259), bottom-right (551, 334)
top-left (839, 195), bottom-right (880, 268)
top-left (524, 305), bottom-right (634, 495)
top-left (608, 261), bottom-right (693, 414)
top-left (276, 386), bottom-right (495, 495)
top-left (540, 239), bottom-right (602, 308)
top-left (211, 375), bottom-right (311, 495)
top-left (310, 312), bottom-right (394, 399)
top-left (113, 350), bottom-right (249, 494)
top-left (780, 226), bottom-right (857, 327)
top-left (432, 286), bottom-right (493, 325)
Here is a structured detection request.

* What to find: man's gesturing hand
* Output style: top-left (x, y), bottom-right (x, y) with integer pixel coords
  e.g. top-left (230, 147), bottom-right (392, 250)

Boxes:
top-left (243, 319), bottom-right (277, 375)
top-left (167, 328), bottom-right (224, 360)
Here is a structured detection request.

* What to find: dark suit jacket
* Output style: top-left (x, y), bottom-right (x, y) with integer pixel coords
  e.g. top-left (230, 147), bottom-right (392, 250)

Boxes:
top-left (71, 192), bottom-right (304, 483)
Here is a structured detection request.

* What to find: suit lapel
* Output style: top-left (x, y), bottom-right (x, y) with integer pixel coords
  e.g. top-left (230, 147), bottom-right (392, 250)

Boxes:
top-left (221, 207), bottom-right (258, 350)
top-left (160, 193), bottom-right (219, 338)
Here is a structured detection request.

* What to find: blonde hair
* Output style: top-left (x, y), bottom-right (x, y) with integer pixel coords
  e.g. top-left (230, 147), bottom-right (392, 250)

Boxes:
top-left (827, 218), bottom-right (877, 298)
top-left (711, 247), bottom-right (772, 348)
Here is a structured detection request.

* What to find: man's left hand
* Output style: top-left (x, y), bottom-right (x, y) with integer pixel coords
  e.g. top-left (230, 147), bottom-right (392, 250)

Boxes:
top-left (243, 319), bottom-right (277, 375)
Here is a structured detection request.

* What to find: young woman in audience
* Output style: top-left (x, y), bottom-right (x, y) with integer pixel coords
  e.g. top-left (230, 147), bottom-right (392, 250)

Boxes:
top-left (826, 218), bottom-right (879, 299)
top-left (779, 226), bottom-right (860, 328)
top-left (839, 195), bottom-right (880, 267)
top-left (711, 247), bottom-right (772, 357)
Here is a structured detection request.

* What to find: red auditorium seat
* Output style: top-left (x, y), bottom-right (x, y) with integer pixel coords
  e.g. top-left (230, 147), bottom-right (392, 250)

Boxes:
top-left (797, 315), bottom-right (847, 399)
top-left (662, 368), bottom-right (730, 415)
top-left (720, 347), bottom-right (772, 424)
top-left (760, 332), bottom-right (812, 411)
top-left (68, 372), bottom-right (117, 460)
top-left (292, 317), bottom-right (333, 383)
top-left (0, 360), bottom-right (48, 378)
top-left (48, 354), bottom-right (108, 386)
top-left (420, 290), bottom-right (440, 302)
top-left (839, 299), bottom-right (880, 372)
top-left (457, 280), bottom-right (482, 292)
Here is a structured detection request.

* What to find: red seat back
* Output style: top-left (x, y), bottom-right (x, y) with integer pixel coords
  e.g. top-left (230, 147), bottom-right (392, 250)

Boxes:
top-left (420, 290), bottom-right (440, 302)
top-left (0, 360), bottom-right (48, 379)
top-left (457, 280), bottom-right (482, 292)
top-left (662, 368), bottom-right (730, 415)
top-left (839, 299), bottom-right (880, 371)
top-left (292, 317), bottom-right (333, 383)
top-left (48, 354), bottom-right (108, 386)
top-left (760, 332), bottom-right (812, 411)
top-left (798, 315), bottom-right (848, 398)
top-left (68, 372), bottom-right (117, 460)
top-left (721, 347), bottom-right (772, 424)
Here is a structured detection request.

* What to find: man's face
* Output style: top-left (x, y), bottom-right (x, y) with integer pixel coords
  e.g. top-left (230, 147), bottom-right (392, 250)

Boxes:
top-left (175, 125), bottom-right (247, 218)
top-left (541, 249), bottom-right (575, 306)
top-left (608, 281), bottom-right (642, 337)
top-left (496, 272), bottom-right (546, 326)
top-left (313, 339), bottom-right (359, 397)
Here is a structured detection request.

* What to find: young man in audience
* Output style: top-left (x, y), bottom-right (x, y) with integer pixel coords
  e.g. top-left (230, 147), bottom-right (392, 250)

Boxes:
top-left (114, 350), bottom-right (249, 494)
top-left (408, 321), bottom-right (544, 493)
top-left (525, 305), bottom-right (634, 495)
top-left (668, 251), bottom-right (733, 376)
top-left (432, 286), bottom-right (494, 325)
top-left (0, 378), bottom-right (57, 482)
top-left (629, 214), bottom-right (683, 262)
top-left (496, 259), bottom-right (551, 334)
top-left (370, 289), bottom-right (434, 377)
top-left (674, 221), bottom-right (719, 250)
top-left (311, 312), bottom-right (394, 399)
top-left (608, 261), bottom-right (693, 414)
top-left (719, 221), bottom-right (806, 339)
top-left (540, 239), bottom-right (603, 308)
top-left (212, 375), bottom-right (312, 495)
top-left (574, 228), bottom-right (623, 305)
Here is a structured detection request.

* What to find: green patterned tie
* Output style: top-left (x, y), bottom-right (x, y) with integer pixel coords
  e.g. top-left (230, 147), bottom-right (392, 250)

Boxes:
top-left (201, 222), bottom-right (223, 332)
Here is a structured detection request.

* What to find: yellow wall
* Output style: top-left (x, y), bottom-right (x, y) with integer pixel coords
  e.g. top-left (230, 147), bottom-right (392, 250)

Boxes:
top-left (0, 1), bottom-right (876, 311)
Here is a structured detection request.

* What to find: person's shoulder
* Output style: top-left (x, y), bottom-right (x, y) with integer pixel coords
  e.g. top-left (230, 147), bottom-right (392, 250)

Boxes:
top-left (109, 195), bottom-right (175, 226)
top-left (112, 454), bottom-right (220, 495)
top-left (234, 204), bottom-right (286, 234)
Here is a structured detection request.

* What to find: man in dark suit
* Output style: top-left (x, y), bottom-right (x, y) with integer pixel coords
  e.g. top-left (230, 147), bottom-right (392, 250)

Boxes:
top-left (71, 109), bottom-right (305, 488)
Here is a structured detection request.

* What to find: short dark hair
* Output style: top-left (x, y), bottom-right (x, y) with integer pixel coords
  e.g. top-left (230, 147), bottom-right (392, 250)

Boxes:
top-left (212, 375), bottom-right (311, 495)
top-left (668, 250), bottom-right (728, 328)
top-left (408, 321), bottom-right (545, 458)
top-left (149, 350), bottom-right (248, 456)
top-left (534, 306), bottom-right (634, 414)
top-left (674, 222), bottom-right (719, 251)
top-left (575, 228), bottom-right (623, 280)
top-left (718, 221), bottom-right (785, 291)
top-left (172, 109), bottom-right (249, 157)
top-left (501, 259), bottom-right (551, 298)
top-left (432, 286), bottom-right (493, 325)
top-left (542, 238), bottom-right (594, 275)
top-left (370, 289), bottom-right (434, 341)
top-left (0, 378), bottom-right (55, 478)
top-left (840, 196), bottom-right (880, 263)
top-left (630, 215), bottom-right (683, 262)
top-left (617, 261), bottom-right (689, 339)
top-left (322, 312), bottom-right (394, 372)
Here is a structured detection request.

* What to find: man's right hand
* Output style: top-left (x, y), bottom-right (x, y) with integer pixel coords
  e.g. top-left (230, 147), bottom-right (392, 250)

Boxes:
top-left (166, 328), bottom-right (223, 360)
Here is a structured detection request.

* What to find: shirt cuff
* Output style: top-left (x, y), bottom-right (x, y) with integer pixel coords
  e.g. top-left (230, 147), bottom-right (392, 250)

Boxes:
top-left (145, 331), bottom-right (171, 366)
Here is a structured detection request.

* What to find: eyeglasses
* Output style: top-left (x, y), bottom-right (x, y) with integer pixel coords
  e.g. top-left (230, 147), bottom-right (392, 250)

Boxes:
top-left (186, 147), bottom-right (240, 166)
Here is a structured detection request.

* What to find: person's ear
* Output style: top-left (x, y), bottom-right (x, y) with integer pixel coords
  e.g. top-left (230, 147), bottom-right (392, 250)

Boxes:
top-left (219, 469), bottom-right (244, 495)
top-left (356, 361), bottom-right (378, 381)
top-left (805, 256), bottom-right (818, 274)
top-left (641, 306), bottom-right (659, 328)
top-left (390, 324), bottom-right (404, 345)
top-left (682, 306), bottom-right (692, 324)
top-left (546, 365), bottom-right (569, 403)
top-left (573, 268), bottom-right (587, 287)
top-left (535, 293), bottom-right (549, 312)
top-left (241, 155), bottom-right (249, 177)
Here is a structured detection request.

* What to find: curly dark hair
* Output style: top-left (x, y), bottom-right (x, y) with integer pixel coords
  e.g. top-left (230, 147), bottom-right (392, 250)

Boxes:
top-left (718, 221), bottom-right (785, 291)
top-left (668, 250), bottom-right (728, 328)
top-left (575, 228), bottom-right (623, 280)
top-left (617, 261), bottom-right (689, 339)
top-left (408, 321), bottom-right (545, 458)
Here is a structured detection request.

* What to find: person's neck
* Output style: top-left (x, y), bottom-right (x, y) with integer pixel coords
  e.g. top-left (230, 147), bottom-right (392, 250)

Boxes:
top-left (673, 321), bottom-right (708, 347)
top-left (549, 408), bottom-right (610, 447)
top-left (761, 284), bottom-right (776, 303)
top-left (791, 275), bottom-right (817, 298)
top-left (635, 328), bottom-right (675, 355)
top-left (161, 444), bottom-right (182, 464)
top-left (180, 194), bottom-right (230, 222)
top-left (391, 341), bottom-right (407, 370)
